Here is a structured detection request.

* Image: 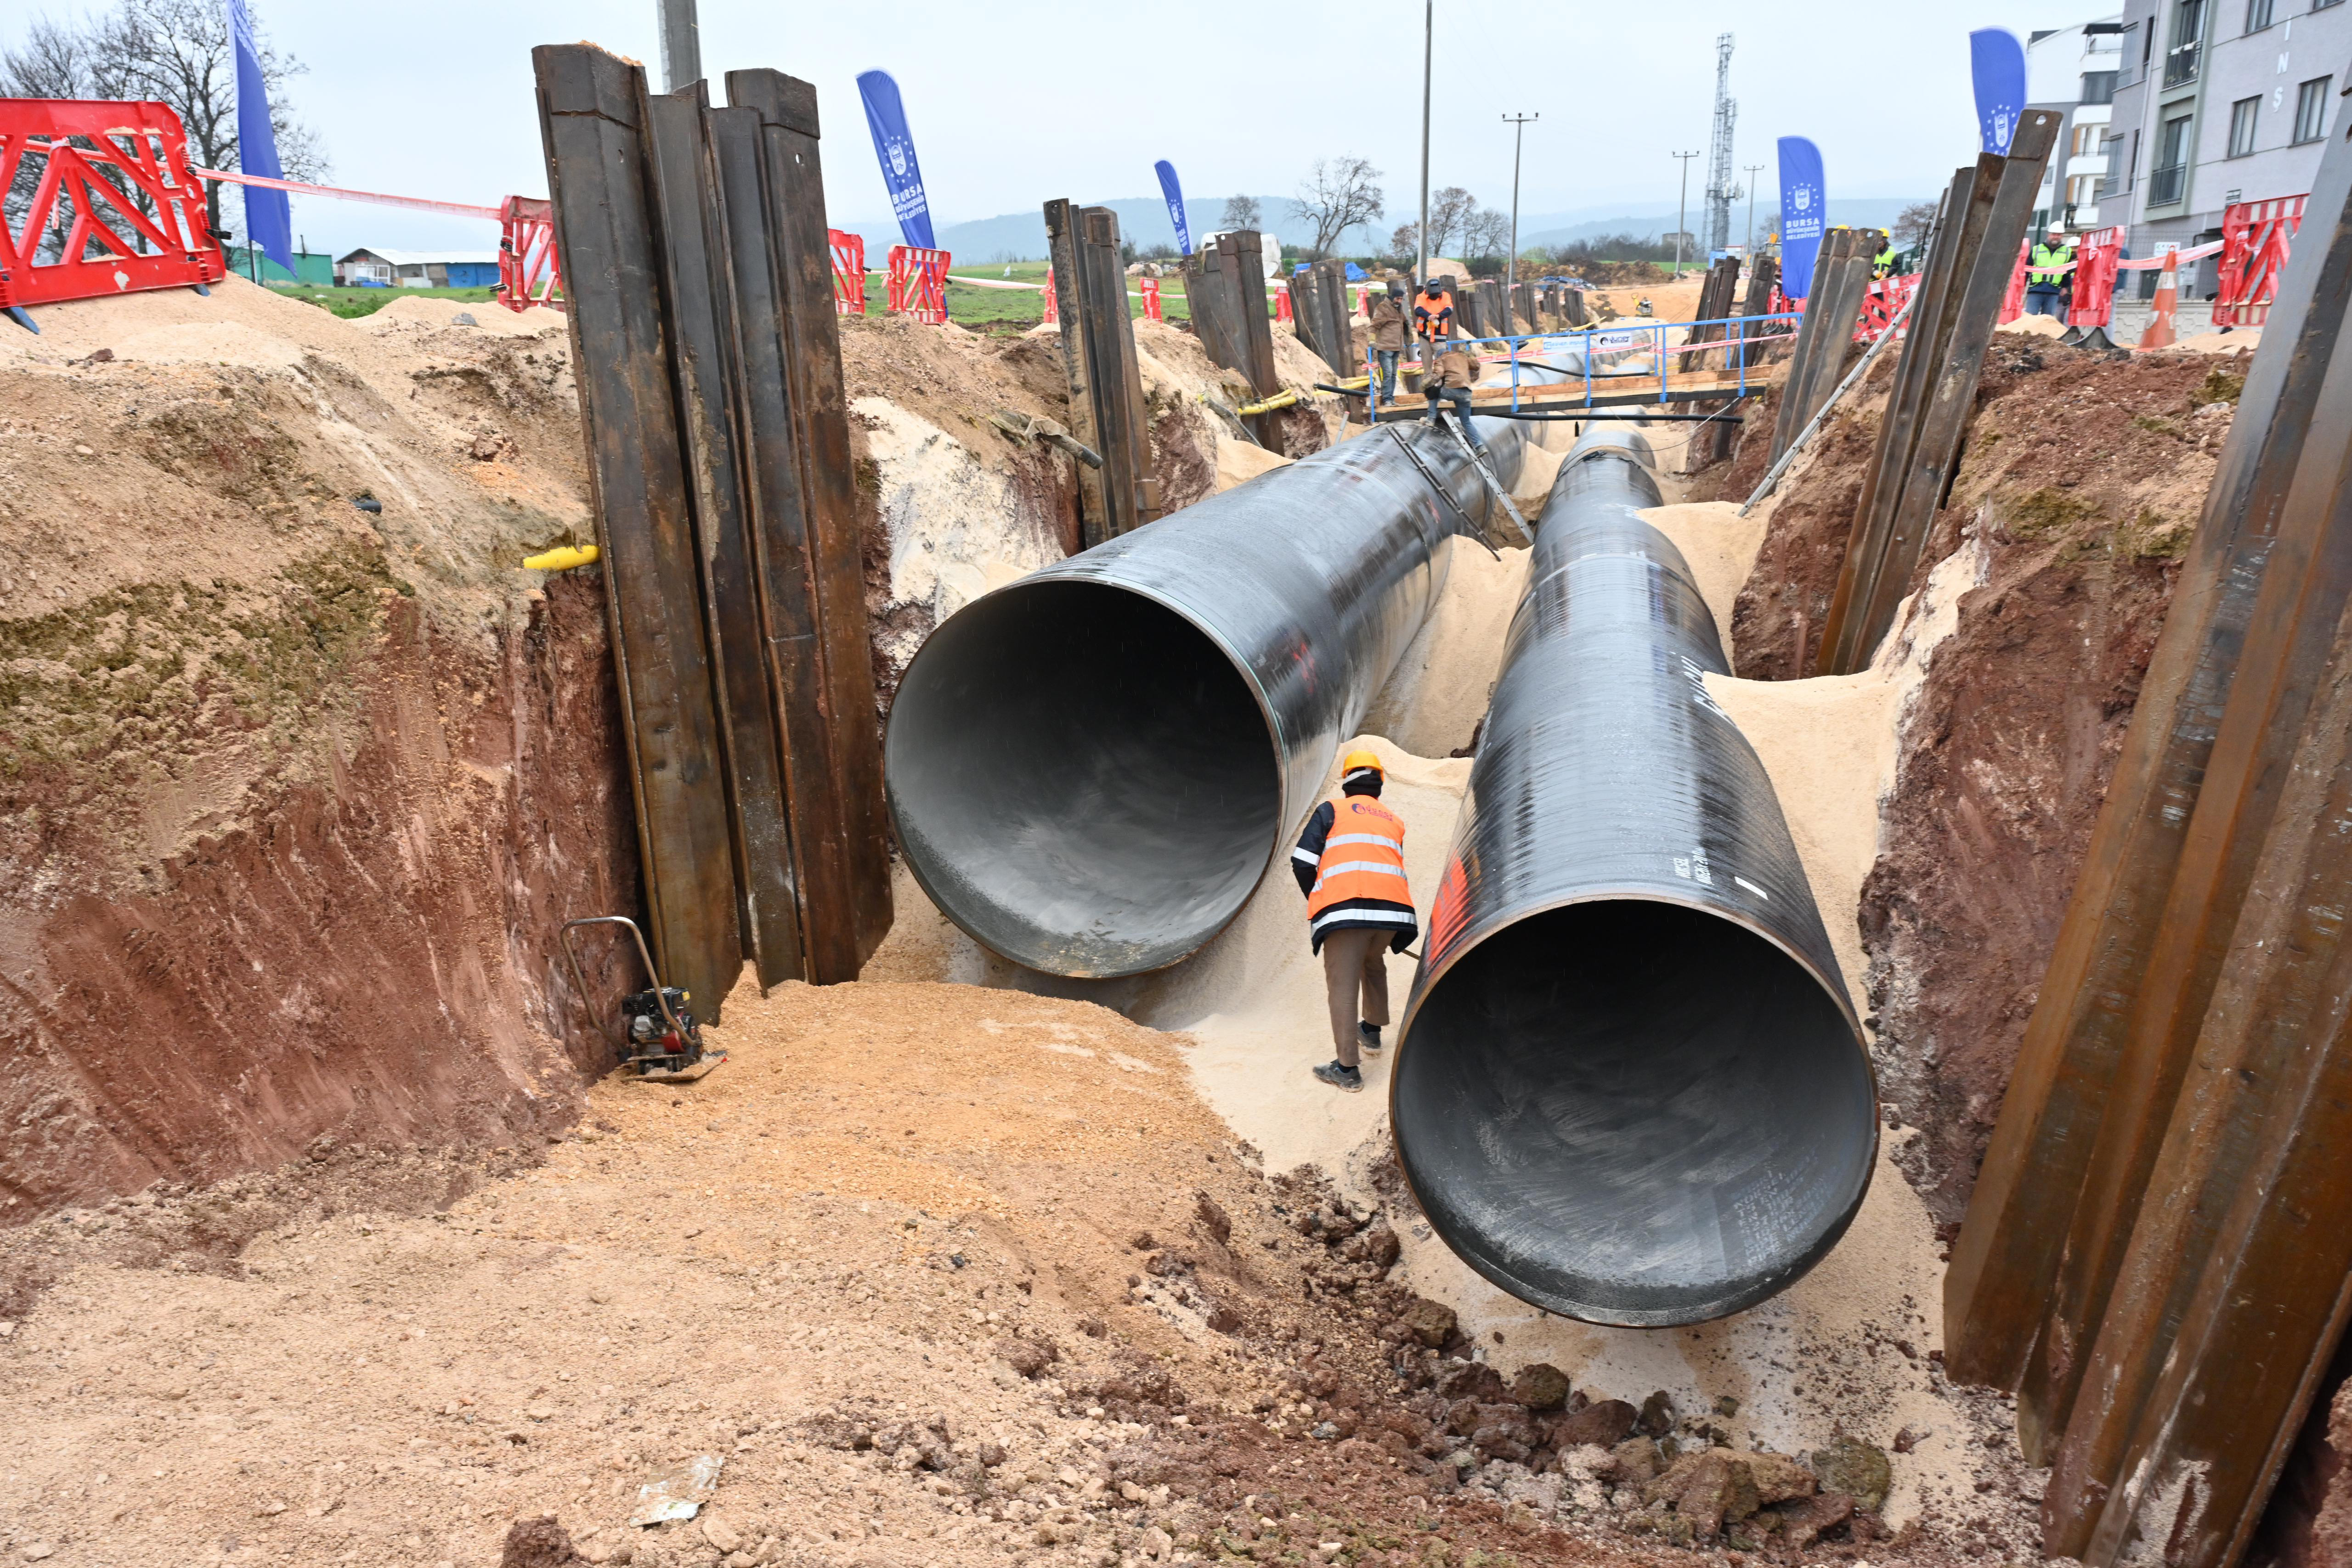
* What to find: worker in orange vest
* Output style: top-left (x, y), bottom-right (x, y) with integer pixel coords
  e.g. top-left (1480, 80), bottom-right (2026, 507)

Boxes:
top-left (1292, 749), bottom-right (1417, 1093)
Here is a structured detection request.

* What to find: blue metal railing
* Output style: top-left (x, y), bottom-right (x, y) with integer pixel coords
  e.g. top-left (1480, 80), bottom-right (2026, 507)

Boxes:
top-left (1364, 310), bottom-right (1802, 421)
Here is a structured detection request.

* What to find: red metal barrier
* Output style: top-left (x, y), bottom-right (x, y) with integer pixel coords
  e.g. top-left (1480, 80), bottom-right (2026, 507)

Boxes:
top-left (2214, 194), bottom-right (2304, 328)
top-left (1275, 280), bottom-right (1291, 323)
top-left (1041, 266), bottom-right (1057, 325)
top-left (0, 97), bottom-right (223, 321)
top-left (2070, 226), bottom-right (2121, 328)
top-left (496, 195), bottom-right (560, 313)
top-left (1856, 273), bottom-right (1920, 342)
top-left (829, 228), bottom-right (865, 316)
top-left (886, 243), bottom-right (949, 323)
top-left (1140, 275), bottom-right (1161, 323)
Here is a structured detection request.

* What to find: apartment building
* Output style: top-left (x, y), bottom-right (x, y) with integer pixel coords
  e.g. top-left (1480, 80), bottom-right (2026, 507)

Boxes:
top-left (2102, 0), bottom-right (2350, 294)
top-left (2029, 17), bottom-right (2127, 235)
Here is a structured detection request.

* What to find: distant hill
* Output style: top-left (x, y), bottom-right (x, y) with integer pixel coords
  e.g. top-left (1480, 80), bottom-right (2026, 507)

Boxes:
top-left (836, 195), bottom-right (1932, 265)
top-left (1520, 198), bottom-right (1928, 251)
top-left (837, 197), bottom-right (1382, 264)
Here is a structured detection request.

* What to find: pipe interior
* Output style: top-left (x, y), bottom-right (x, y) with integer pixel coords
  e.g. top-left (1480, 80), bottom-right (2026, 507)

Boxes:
top-left (885, 578), bottom-right (1283, 976)
top-left (1396, 899), bottom-right (1876, 1325)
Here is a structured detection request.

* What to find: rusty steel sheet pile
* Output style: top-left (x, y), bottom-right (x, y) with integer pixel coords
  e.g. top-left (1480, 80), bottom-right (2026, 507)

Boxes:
top-left (885, 418), bottom-right (1526, 979)
top-left (1944, 114), bottom-right (2352, 1568)
top-left (1392, 427), bottom-right (1876, 1326)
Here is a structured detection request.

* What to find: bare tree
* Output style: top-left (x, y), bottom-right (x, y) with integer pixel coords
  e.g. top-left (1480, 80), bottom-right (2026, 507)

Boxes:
top-left (1893, 200), bottom-right (1939, 251)
top-left (1424, 186), bottom-right (1476, 259)
top-left (1290, 156), bottom-right (1383, 259)
top-left (1218, 193), bottom-right (1261, 231)
top-left (1387, 221), bottom-right (1419, 262)
top-left (1463, 206), bottom-right (1510, 263)
top-left (3, 0), bottom-right (327, 248)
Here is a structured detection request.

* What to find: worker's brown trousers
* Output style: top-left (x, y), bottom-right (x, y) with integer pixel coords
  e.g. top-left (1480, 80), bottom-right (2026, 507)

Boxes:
top-left (1320, 927), bottom-right (1393, 1067)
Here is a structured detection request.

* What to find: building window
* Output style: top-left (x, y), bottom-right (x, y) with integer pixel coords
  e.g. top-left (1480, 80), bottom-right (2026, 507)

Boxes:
top-left (2152, 112), bottom-right (2194, 203)
top-left (2246, 0), bottom-right (2273, 27)
top-left (2165, 0), bottom-right (2206, 84)
top-left (2081, 69), bottom-right (2119, 103)
top-left (2071, 124), bottom-right (2101, 157)
top-left (2295, 76), bottom-right (2334, 142)
top-left (2229, 95), bottom-right (2261, 155)
top-left (2067, 175), bottom-right (2104, 207)
top-left (2317, 0), bottom-right (2345, 11)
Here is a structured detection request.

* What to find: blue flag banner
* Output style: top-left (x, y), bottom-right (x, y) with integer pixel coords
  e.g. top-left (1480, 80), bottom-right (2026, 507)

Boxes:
top-left (1777, 135), bottom-right (1826, 299)
top-left (226, 0), bottom-right (292, 272)
top-left (1154, 159), bottom-right (1191, 255)
top-left (1970, 28), bottom-right (2027, 154)
top-left (856, 69), bottom-right (935, 251)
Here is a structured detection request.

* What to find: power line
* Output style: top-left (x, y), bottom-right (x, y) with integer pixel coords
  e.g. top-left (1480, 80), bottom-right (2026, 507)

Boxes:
top-left (1671, 150), bottom-right (1702, 277)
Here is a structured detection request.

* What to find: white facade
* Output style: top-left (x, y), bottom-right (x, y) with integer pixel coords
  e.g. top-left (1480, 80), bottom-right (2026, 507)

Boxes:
top-left (2103, 0), bottom-right (2350, 291)
top-left (2029, 17), bottom-right (2127, 235)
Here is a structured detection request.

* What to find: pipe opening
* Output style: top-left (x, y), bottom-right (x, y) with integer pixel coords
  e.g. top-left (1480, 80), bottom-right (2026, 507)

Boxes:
top-left (885, 578), bottom-right (1283, 977)
top-left (1396, 898), bottom-right (1876, 1326)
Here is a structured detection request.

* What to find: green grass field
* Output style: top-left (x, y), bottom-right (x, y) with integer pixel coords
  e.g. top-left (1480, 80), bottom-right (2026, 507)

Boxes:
top-left (277, 284), bottom-right (501, 320)
top-left (853, 258), bottom-right (1203, 331)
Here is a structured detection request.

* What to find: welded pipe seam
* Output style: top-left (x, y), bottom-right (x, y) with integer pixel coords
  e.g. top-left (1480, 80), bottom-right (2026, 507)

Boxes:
top-left (1392, 427), bottom-right (1877, 1326)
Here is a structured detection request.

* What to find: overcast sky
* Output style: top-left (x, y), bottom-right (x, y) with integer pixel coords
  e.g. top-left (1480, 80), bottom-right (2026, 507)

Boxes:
top-left (122, 0), bottom-right (2059, 257)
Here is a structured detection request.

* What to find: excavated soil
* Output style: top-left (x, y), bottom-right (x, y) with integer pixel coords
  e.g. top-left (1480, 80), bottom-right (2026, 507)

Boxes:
top-left (1722, 335), bottom-right (2235, 1226)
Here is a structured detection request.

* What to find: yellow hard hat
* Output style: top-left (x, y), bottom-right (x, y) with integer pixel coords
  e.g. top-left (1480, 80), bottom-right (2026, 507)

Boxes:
top-left (1341, 749), bottom-right (1384, 783)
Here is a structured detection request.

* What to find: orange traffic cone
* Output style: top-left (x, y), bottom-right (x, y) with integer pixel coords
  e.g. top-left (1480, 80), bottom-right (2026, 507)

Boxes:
top-left (2138, 249), bottom-right (2178, 350)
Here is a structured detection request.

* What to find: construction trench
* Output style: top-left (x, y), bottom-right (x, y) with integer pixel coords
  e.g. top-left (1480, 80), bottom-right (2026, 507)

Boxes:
top-left (5, 54), bottom-right (2352, 1568)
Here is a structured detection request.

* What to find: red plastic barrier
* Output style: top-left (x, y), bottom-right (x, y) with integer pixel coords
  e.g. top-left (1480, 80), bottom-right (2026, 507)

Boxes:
top-left (0, 97), bottom-right (223, 316)
top-left (829, 229), bottom-right (865, 316)
top-left (1041, 266), bottom-right (1057, 325)
top-left (2214, 194), bottom-right (2304, 328)
top-left (2070, 226), bottom-right (2121, 328)
top-left (1140, 275), bottom-right (1161, 323)
top-left (1855, 273), bottom-right (1920, 342)
top-left (1275, 280), bottom-right (1291, 323)
top-left (1998, 237), bottom-right (2031, 325)
top-left (497, 195), bottom-right (560, 313)
top-left (886, 243), bottom-right (949, 323)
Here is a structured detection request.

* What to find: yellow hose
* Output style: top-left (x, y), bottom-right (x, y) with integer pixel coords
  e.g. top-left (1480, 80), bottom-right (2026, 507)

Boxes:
top-left (1235, 388), bottom-right (1301, 416)
top-left (523, 544), bottom-right (600, 571)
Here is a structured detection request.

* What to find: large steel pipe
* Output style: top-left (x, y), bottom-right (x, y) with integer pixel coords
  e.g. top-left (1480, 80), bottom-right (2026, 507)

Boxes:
top-left (887, 418), bottom-right (1526, 978)
top-left (1394, 429), bottom-right (1877, 1325)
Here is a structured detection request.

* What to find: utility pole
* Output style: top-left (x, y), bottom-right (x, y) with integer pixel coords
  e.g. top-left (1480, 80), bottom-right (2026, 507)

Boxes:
top-left (1416, 0), bottom-right (1432, 295)
top-left (1744, 163), bottom-right (1765, 253)
top-left (1671, 150), bottom-right (1701, 277)
top-left (1503, 113), bottom-right (1537, 314)
top-left (657, 0), bottom-right (701, 92)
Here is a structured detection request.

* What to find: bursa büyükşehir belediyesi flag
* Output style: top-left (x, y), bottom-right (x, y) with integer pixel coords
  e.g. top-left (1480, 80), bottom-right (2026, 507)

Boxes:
top-left (1154, 160), bottom-right (1191, 256)
top-left (227, 0), bottom-right (292, 271)
top-left (1777, 136), bottom-right (1826, 299)
top-left (1970, 28), bottom-right (2027, 156)
top-left (856, 69), bottom-right (935, 251)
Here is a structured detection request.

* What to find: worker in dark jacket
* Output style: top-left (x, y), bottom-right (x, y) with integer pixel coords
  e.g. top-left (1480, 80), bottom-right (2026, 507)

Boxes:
top-left (1424, 341), bottom-right (1483, 441)
top-left (1367, 284), bottom-right (1408, 400)
top-left (1293, 749), bottom-right (1417, 1093)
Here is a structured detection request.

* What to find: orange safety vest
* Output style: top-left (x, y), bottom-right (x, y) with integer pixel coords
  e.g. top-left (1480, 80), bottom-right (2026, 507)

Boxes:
top-left (1306, 795), bottom-right (1410, 921)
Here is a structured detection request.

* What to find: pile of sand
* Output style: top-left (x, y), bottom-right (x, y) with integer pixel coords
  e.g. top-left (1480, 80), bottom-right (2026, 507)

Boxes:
top-left (358, 293), bottom-right (565, 336)
top-left (2171, 327), bottom-right (2261, 354)
top-left (1998, 312), bottom-right (2070, 338)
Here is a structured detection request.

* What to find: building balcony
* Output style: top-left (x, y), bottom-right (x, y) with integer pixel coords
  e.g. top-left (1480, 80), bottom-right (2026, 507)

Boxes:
top-left (2163, 41), bottom-right (2200, 86)
top-left (2149, 162), bottom-right (2188, 205)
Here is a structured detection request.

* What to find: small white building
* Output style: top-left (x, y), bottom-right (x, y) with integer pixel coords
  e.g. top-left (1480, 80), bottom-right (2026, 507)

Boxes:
top-left (334, 249), bottom-right (503, 288)
top-left (2029, 17), bottom-right (2127, 236)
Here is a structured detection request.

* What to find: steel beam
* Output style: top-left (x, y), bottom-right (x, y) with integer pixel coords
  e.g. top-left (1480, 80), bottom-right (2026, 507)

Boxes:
top-left (532, 44), bottom-right (742, 1017)
top-left (1945, 110), bottom-right (2352, 1568)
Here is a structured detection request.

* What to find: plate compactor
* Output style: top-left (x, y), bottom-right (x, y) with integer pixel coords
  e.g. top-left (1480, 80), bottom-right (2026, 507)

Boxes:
top-left (559, 915), bottom-right (727, 1083)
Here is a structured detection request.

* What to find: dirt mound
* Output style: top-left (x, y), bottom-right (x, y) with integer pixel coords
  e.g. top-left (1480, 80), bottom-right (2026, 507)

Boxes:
top-left (0, 972), bottom-right (2038, 1568)
top-left (1725, 338), bottom-right (2232, 1224)
top-left (0, 275), bottom-right (625, 1219)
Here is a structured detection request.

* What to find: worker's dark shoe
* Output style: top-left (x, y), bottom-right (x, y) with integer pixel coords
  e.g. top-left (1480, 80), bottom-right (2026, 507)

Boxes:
top-left (1313, 1060), bottom-right (1364, 1093)
top-left (1358, 1022), bottom-right (1383, 1054)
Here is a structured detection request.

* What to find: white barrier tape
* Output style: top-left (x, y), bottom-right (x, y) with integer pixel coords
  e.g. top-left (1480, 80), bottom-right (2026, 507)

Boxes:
top-left (2117, 240), bottom-right (2225, 270)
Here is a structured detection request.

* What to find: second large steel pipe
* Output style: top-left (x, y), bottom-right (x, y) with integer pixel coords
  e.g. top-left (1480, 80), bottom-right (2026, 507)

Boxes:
top-left (1393, 429), bottom-right (1877, 1325)
top-left (887, 418), bottom-right (1525, 977)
